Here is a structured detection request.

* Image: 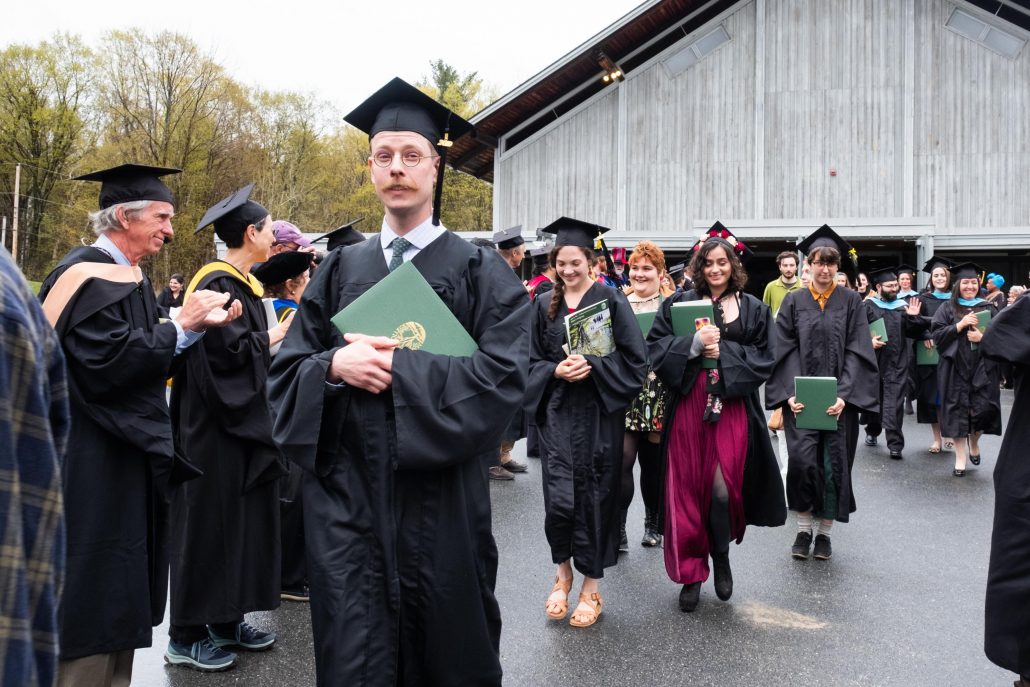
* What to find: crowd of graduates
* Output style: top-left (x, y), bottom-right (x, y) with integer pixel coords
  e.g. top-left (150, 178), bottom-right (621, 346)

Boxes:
top-left (1, 75), bottom-right (1028, 687)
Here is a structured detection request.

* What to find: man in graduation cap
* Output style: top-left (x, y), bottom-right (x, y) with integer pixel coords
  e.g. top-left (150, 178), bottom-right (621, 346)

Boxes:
top-left (493, 224), bottom-right (526, 271)
top-left (38, 164), bottom-right (243, 685)
top-left (862, 267), bottom-right (929, 459)
top-left (267, 77), bottom-right (529, 686)
top-left (765, 225), bottom-right (878, 561)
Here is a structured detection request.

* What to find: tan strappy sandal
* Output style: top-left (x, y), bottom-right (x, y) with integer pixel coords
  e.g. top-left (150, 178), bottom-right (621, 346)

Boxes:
top-left (569, 591), bottom-right (603, 628)
top-left (545, 575), bottom-right (573, 619)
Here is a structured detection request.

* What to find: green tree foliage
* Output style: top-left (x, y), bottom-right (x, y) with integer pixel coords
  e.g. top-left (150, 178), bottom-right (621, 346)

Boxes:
top-left (0, 34), bottom-right (95, 277)
top-left (0, 31), bottom-right (495, 283)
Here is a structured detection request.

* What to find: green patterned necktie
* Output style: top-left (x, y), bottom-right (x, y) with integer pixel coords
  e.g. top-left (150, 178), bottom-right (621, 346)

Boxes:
top-left (388, 237), bottom-right (412, 272)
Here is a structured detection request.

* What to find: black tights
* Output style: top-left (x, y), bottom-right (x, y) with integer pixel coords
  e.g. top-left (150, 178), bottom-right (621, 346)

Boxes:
top-left (709, 465), bottom-right (730, 554)
top-left (620, 431), bottom-right (662, 515)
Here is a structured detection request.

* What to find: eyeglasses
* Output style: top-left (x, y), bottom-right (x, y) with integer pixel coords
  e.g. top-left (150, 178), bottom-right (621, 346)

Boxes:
top-left (809, 260), bottom-right (836, 268)
top-left (370, 151), bottom-right (440, 168)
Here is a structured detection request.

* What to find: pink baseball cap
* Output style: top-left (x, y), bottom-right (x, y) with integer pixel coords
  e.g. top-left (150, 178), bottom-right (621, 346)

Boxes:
top-left (272, 220), bottom-right (311, 248)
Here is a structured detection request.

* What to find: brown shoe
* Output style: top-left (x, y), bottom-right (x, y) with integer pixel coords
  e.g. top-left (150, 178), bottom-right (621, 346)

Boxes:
top-left (502, 456), bottom-right (528, 473)
top-left (488, 465), bottom-right (515, 481)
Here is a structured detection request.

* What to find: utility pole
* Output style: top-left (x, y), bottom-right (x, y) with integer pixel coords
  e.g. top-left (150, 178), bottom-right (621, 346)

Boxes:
top-left (11, 163), bottom-right (20, 264)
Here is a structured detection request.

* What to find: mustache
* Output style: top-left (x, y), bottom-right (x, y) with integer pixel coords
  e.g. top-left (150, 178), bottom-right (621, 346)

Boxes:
top-left (386, 184), bottom-right (414, 191)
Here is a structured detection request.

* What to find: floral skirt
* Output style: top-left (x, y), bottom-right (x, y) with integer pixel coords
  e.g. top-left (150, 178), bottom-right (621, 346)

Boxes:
top-left (625, 365), bottom-right (667, 432)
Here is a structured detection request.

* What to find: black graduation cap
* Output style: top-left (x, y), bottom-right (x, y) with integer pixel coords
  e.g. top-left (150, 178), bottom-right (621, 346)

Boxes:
top-left (492, 225), bottom-right (525, 249)
top-left (922, 255), bottom-right (956, 274)
top-left (313, 218), bottom-right (366, 252)
top-left (895, 264), bottom-right (917, 277)
top-left (195, 183), bottom-right (269, 235)
top-left (796, 224), bottom-right (858, 273)
top-left (539, 217), bottom-right (612, 250)
top-left (950, 262), bottom-right (983, 281)
top-left (74, 163), bottom-right (180, 209)
top-left (251, 251), bottom-right (312, 286)
top-left (344, 77), bottom-right (474, 227)
top-left (689, 221), bottom-right (754, 262)
top-left (530, 246), bottom-right (552, 267)
top-left (868, 266), bottom-right (899, 286)
top-left (668, 261), bottom-right (686, 282)
top-left (469, 237), bottom-right (496, 248)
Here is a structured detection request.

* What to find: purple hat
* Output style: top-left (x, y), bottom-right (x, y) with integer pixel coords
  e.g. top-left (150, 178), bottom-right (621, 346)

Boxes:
top-left (272, 220), bottom-right (311, 248)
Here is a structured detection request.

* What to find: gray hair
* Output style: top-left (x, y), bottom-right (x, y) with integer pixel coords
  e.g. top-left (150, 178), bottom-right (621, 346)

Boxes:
top-left (88, 200), bottom-right (152, 235)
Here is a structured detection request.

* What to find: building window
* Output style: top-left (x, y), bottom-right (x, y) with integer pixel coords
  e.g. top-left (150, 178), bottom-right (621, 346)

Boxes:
top-left (662, 25), bottom-right (732, 78)
top-left (946, 7), bottom-right (1026, 59)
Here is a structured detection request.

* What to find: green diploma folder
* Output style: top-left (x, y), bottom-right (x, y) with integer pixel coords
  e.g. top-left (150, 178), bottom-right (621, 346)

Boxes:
top-left (565, 299), bottom-right (616, 356)
top-left (794, 376), bottom-right (839, 431)
top-left (916, 342), bottom-right (939, 365)
top-left (330, 261), bottom-right (478, 356)
top-left (971, 309), bottom-right (991, 351)
top-left (869, 317), bottom-right (888, 343)
top-left (671, 301), bottom-right (717, 369)
top-left (635, 311), bottom-right (657, 337)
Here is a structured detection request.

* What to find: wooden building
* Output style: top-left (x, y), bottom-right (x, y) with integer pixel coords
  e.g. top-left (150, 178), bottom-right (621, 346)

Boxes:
top-left (450, 0), bottom-right (1030, 291)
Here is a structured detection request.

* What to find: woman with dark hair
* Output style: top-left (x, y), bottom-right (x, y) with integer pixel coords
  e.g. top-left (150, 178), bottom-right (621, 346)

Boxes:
top-left (930, 262), bottom-right (1002, 476)
top-left (856, 272), bottom-right (870, 298)
top-left (648, 223), bottom-right (785, 612)
top-left (157, 272), bottom-right (185, 312)
top-left (914, 257), bottom-right (954, 453)
top-left (166, 185), bottom-right (294, 671)
top-left (527, 217), bottom-right (646, 628)
top-left (620, 240), bottom-right (674, 549)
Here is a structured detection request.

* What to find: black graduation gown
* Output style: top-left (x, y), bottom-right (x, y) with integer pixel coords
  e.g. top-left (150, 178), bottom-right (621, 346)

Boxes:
top-left (980, 296), bottom-right (1030, 674)
top-left (169, 265), bottom-right (284, 627)
top-left (648, 290), bottom-right (787, 528)
top-left (863, 300), bottom-right (929, 450)
top-left (929, 300), bottom-right (1002, 438)
top-left (268, 231), bottom-right (529, 687)
top-left (765, 286), bottom-right (879, 522)
top-left (525, 282), bottom-right (647, 578)
top-left (914, 293), bottom-right (950, 424)
top-left (39, 247), bottom-right (180, 659)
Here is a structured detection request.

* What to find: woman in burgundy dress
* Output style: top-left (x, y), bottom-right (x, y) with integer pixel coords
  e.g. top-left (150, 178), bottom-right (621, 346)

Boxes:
top-left (647, 224), bottom-right (785, 612)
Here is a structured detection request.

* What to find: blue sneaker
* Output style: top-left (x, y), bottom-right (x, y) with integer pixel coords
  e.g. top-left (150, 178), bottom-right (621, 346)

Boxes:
top-left (164, 638), bottom-right (237, 672)
top-left (208, 621), bottom-right (276, 651)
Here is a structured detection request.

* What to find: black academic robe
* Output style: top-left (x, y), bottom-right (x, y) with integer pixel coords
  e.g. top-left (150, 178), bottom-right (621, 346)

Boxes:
top-left (648, 290), bottom-right (787, 528)
top-left (981, 296), bottom-right (1030, 675)
top-left (765, 286), bottom-right (879, 522)
top-left (863, 300), bottom-right (929, 451)
top-left (929, 300), bottom-right (1002, 438)
top-left (526, 283), bottom-right (647, 578)
top-left (268, 231), bottom-right (529, 687)
top-left (169, 265), bottom-right (284, 627)
top-left (39, 246), bottom-right (181, 659)
top-left (914, 293), bottom-right (950, 424)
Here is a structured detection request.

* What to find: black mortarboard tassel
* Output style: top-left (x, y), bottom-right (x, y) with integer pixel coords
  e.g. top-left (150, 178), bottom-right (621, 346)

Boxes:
top-left (74, 163), bottom-right (181, 209)
top-left (344, 77), bottom-right (474, 227)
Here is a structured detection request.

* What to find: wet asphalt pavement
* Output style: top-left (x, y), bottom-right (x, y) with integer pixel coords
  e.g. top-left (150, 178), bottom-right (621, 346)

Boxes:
top-left (132, 391), bottom-right (1016, 686)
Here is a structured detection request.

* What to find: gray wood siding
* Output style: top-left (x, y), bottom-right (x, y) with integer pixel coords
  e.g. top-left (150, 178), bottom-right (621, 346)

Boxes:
top-left (495, 0), bottom-right (1030, 238)
top-left (495, 88), bottom-right (619, 231)
top-left (763, 0), bottom-right (905, 220)
top-left (620, 3), bottom-right (756, 233)
top-left (913, 0), bottom-right (1030, 231)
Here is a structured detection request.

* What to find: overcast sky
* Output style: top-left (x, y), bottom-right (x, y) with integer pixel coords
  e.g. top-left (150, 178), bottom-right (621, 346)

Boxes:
top-left (2, 0), bottom-right (641, 114)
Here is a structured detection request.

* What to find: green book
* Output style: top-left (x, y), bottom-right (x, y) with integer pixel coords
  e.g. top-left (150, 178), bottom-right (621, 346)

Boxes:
top-left (916, 342), bottom-right (939, 365)
top-left (794, 376), bottom-right (839, 431)
top-left (971, 309), bottom-right (992, 351)
top-left (635, 310), bottom-right (657, 337)
top-left (565, 299), bottom-right (615, 356)
top-left (330, 260), bottom-right (478, 356)
top-left (869, 317), bottom-right (888, 343)
top-left (671, 301), bottom-right (717, 369)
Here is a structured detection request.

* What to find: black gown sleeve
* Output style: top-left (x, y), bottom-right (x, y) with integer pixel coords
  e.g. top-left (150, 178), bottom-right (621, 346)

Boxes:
top-left (981, 296), bottom-right (1030, 365)
top-left (930, 302), bottom-right (961, 355)
top-left (390, 251), bottom-right (529, 470)
top-left (187, 276), bottom-right (273, 442)
top-left (526, 295), bottom-right (560, 418)
top-left (718, 294), bottom-right (777, 400)
top-left (836, 295), bottom-right (879, 410)
top-left (268, 250), bottom-right (347, 475)
top-left (764, 292), bottom-right (801, 409)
